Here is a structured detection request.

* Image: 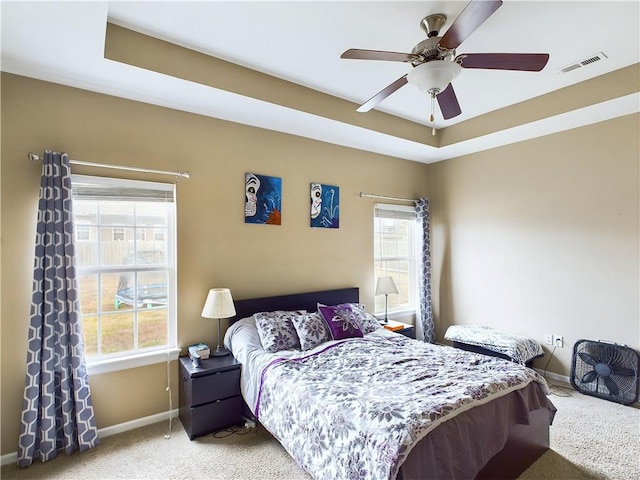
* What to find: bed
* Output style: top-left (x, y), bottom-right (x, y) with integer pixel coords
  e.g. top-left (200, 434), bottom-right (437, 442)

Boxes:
top-left (224, 287), bottom-right (556, 480)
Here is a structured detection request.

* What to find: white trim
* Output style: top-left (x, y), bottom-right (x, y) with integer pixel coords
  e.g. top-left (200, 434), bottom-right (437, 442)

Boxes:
top-left (87, 347), bottom-right (180, 376)
top-left (534, 368), bottom-right (570, 385)
top-left (1, 408), bottom-right (179, 467)
top-left (375, 309), bottom-right (416, 322)
top-left (97, 408), bottom-right (179, 438)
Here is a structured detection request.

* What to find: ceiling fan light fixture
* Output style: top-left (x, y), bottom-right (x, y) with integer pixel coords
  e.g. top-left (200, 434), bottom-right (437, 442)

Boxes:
top-left (407, 61), bottom-right (461, 95)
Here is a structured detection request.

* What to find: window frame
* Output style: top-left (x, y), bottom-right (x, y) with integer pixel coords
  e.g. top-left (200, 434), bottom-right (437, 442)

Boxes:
top-left (71, 174), bottom-right (179, 375)
top-left (373, 203), bottom-right (419, 318)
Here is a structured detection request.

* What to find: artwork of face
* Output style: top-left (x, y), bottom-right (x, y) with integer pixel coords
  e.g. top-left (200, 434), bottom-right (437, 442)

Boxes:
top-left (245, 174), bottom-right (260, 217)
top-left (310, 183), bottom-right (339, 229)
top-left (244, 173), bottom-right (282, 225)
top-left (311, 183), bottom-right (322, 219)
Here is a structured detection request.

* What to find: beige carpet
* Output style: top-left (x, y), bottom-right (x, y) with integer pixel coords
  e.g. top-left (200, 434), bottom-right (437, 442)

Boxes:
top-left (2, 384), bottom-right (638, 480)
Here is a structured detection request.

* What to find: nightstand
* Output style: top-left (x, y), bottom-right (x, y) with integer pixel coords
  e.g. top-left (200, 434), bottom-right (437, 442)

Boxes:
top-left (179, 355), bottom-right (242, 440)
top-left (383, 320), bottom-right (415, 339)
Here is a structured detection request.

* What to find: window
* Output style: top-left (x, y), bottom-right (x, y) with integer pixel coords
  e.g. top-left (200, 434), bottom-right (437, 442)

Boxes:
top-left (76, 225), bottom-right (91, 241)
top-left (374, 204), bottom-right (418, 316)
top-left (112, 227), bottom-right (125, 241)
top-left (72, 175), bottom-right (178, 374)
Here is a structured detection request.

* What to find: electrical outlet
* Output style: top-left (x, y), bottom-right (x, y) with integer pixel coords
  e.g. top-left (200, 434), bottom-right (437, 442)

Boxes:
top-left (553, 335), bottom-right (564, 348)
top-left (544, 334), bottom-right (553, 345)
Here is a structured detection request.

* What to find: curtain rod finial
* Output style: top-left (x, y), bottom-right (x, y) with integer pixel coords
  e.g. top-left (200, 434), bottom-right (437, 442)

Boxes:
top-left (28, 152), bottom-right (40, 162)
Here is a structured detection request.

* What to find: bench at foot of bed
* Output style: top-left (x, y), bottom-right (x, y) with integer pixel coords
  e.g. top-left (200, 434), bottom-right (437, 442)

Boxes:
top-left (445, 324), bottom-right (545, 368)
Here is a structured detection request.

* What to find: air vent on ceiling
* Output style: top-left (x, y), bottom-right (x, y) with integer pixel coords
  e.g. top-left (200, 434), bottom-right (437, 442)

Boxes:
top-left (558, 52), bottom-right (608, 74)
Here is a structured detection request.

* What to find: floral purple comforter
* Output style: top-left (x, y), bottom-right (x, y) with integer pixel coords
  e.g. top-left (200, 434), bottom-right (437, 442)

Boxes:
top-left (256, 332), bottom-right (550, 480)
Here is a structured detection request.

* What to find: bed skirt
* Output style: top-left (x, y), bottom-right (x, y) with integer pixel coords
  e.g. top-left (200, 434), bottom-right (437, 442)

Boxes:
top-left (398, 383), bottom-right (554, 480)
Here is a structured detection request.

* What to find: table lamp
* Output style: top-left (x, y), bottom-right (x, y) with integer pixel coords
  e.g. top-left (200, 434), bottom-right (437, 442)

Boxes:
top-left (201, 288), bottom-right (236, 357)
top-left (375, 276), bottom-right (398, 324)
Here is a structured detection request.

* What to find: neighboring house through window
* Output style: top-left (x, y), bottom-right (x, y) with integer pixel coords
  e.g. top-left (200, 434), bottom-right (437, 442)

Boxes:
top-left (373, 203), bottom-right (418, 317)
top-left (153, 229), bottom-right (165, 241)
top-left (76, 225), bottom-right (91, 241)
top-left (112, 227), bottom-right (125, 241)
top-left (72, 174), bottom-right (178, 374)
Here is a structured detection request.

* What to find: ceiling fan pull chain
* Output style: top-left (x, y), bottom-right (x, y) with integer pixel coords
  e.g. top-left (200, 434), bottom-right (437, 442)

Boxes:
top-left (430, 93), bottom-right (436, 136)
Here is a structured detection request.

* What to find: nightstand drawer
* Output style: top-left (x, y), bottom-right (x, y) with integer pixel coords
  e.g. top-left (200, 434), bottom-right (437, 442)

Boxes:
top-left (191, 368), bottom-right (240, 406)
top-left (397, 327), bottom-right (415, 339)
top-left (190, 396), bottom-right (242, 438)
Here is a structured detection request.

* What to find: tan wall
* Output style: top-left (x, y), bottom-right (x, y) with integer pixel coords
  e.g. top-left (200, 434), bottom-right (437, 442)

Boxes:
top-left (427, 114), bottom-right (640, 376)
top-left (0, 73), bottom-right (429, 455)
top-left (2, 70), bottom-right (638, 456)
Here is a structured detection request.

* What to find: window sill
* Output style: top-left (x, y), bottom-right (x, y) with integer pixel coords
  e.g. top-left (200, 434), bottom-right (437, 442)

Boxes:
top-left (374, 309), bottom-right (416, 322)
top-left (86, 348), bottom-right (181, 376)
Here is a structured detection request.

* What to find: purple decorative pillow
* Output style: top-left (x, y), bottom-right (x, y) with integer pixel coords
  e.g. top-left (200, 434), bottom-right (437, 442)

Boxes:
top-left (318, 304), bottom-right (364, 340)
top-left (291, 312), bottom-right (332, 351)
top-left (254, 310), bottom-right (305, 353)
top-left (317, 302), bottom-right (379, 334)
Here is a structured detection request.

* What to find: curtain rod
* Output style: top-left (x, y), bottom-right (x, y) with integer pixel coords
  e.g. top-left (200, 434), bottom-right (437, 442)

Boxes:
top-left (28, 152), bottom-right (190, 179)
top-left (359, 192), bottom-right (416, 203)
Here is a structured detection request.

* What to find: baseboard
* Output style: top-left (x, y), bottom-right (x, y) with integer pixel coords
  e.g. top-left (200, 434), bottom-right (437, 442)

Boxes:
top-left (1, 408), bottom-right (179, 467)
top-left (535, 369), bottom-right (640, 407)
top-left (534, 368), bottom-right (570, 386)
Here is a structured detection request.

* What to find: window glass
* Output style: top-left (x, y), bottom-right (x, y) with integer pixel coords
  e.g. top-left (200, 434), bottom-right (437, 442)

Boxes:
top-left (374, 204), bottom-right (418, 315)
top-left (72, 175), bottom-right (176, 363)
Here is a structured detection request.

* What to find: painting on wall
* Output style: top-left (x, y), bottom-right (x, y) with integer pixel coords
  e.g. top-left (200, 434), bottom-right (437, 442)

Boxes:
top-left (310, 183), bottom-right (339, 229)
top-left (245, 173), bottom-right (282, 225)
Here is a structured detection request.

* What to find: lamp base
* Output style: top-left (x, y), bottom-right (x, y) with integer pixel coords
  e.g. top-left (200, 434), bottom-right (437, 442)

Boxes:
top-left (211, 346), bottom-right (230, 357)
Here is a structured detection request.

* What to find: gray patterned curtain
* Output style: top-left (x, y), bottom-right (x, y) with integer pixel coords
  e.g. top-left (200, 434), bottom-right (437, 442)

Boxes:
top-left (415, 198), bottom-right (435, 343)
top-left (18, 151), bottom-right (99, 467)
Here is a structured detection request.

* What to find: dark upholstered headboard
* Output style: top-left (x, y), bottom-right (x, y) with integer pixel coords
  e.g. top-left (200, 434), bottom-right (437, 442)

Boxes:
top-left (231, 287), bottom-right (359, 323)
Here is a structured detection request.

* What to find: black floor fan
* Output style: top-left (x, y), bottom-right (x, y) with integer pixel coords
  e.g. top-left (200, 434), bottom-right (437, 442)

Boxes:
top-left (570, 339), bottom-right (640, 405)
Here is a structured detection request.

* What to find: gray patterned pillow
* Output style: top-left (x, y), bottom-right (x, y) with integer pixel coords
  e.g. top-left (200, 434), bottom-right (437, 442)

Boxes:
top-left (291, 312), bottom-right (332, 351)
top-left (254, 310), bottom-right (305, 353)
top-left (359, 312), bottom-right (383, 334)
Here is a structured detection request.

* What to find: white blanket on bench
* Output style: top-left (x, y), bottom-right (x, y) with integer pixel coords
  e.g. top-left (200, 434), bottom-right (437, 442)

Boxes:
top-left (445, 325), bottom-right (545, 365)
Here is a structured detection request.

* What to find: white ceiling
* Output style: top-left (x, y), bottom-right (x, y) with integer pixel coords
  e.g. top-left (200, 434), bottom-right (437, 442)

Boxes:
top-left (2, 1), bottom-right (639, 163)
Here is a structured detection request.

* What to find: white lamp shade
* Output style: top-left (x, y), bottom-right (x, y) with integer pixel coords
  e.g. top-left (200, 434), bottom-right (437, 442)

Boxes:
top-left (201, 288), bottom-right (236, 319)
top-left (407, 60), bottom-right (461, 94)
top-left (375, 276), bottom-right (399, 295)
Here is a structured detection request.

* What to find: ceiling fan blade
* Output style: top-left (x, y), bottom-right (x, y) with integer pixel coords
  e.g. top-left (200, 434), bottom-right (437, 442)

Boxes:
top-left (436, 84), bottom-right (462, 120)
top-left (439, 0), bottom-right (503, 50)
top-left (356, 75), bottom-right (408, 112)
top-left (457, 53), bottom-right (549, 71)
top-left (341, 49), bottom-right (418, 62)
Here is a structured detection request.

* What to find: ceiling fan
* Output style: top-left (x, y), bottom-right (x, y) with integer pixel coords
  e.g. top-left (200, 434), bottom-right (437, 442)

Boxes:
top-left (341, 0), bottom-right (549, 126)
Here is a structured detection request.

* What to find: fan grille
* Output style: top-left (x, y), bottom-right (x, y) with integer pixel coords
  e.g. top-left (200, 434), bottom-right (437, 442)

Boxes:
top-left (571, 339), bottom-right (640, 405)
